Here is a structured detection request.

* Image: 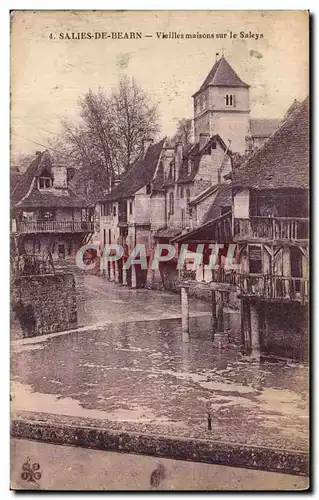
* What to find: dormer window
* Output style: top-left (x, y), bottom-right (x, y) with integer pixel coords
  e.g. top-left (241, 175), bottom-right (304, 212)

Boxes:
top-left (225, 94), bottom-right (235, 107)
top-left (38, 176), bottom-right (52, 189)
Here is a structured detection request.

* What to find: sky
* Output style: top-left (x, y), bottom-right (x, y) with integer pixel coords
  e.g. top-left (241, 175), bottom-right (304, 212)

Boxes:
top-left (11, 10), bottom-right (309, 157)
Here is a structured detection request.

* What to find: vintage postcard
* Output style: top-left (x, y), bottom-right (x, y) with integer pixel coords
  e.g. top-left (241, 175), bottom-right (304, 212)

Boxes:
top-left (10, 10), bottom-right (309, 491)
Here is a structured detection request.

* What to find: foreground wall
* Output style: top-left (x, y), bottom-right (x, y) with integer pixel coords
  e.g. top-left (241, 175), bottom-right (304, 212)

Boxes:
top-left (12, 273), bottom-right (77, 338)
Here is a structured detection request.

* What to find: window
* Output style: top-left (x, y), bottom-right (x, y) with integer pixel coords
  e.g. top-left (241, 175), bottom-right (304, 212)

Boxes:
top-left (113, 205), bottom-right (116, 217)
top-left (129, 201), bottom-right (133, 215)
top-left (211, 142), bottom-right (217, 150)
top-left (103, 229), bottom-right (106, 246)
top-left (38, 177), bottom-right (52, 189)
top-left (186, 188), bottom-right (191, 203)
top-left (39, 210), bottom-right (55, 221)
top-left (249, 245), bottom-right (262, 274)
top-left (180, 187), bottom-right (184, 199)
top-left (102, 203), bottom-right (111, 217)
top-left (225, 94), bottom-right (235, 107)
top-left (108, 229), bottom-right (111, 244)
top-left (187, 160), bottom-right (192, 175)
top-left (22, 211), bottom-right (34, 221)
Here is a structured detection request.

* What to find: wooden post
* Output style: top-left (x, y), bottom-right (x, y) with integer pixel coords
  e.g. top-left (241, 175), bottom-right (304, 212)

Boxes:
top-left (131, 263), bottom-right (137, 289)
top-left (211, 290), bottom-right (217, 337)
top-left (122, 265), bottom-right (128, 286)
top-left (109, 261), bottom-right (115, 281)
top-left (114, 260), bottom-right (120, 283)
top-left (180, 283), bottom-right (190, 343)
top-left (216, 290), bottom-right (224, 333)
top-left (250, 302), bottom-right (260, 360)
top-left (106, 261), bottom-right (110, 281)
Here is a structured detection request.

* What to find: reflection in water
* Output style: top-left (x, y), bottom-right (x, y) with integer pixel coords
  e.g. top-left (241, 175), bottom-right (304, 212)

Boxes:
top-left (11, 315), bottom-right (308, 451)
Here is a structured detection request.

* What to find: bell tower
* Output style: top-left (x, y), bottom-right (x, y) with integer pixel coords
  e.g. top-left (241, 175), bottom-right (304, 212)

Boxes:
top-left (193, 55), bottom-right (250, 154)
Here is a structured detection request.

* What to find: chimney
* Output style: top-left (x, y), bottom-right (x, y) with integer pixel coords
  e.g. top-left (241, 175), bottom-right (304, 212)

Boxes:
top-left (143, 138), bottom-right (154, 156)
top-left (199, 133), bottom-right (210, 151)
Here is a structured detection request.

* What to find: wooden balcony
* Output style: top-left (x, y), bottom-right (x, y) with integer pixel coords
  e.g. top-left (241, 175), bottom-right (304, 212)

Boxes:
top-left (16, 220), bottom-right (94, 234)
top-left (234, 217), bottom-right (309, 242)
top-left (210, 269), bottom-right (308, 304)
top-left (239, 275), bottom-right (309, 304)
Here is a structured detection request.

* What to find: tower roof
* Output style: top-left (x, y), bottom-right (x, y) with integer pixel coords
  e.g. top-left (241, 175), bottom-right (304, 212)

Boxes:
top-left (193, 56), bottom-right (249, 97)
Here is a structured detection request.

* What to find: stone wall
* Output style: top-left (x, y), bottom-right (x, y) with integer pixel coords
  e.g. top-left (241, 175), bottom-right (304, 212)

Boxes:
top-left (12, 273), bottom-right (77, 338)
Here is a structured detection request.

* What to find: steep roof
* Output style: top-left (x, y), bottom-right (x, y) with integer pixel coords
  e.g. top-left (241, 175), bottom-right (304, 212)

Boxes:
top-left (10, 169), bottom-right (22, 195)
top-left (193, 56), bottom-right (249, 97)
top-left (16, 188), bottom-right (90, 209)
top-left (171, 211), bottom-right (232, 244)
top-left (201, 184), bottom-right (232, 223)
top-left (100, 139), bottom-right (166, 201)
top-left (232, 97), bottom-right (309, 189)
top-left (11, 151), bottom-right (48, 204)
top-left (177, 135), bottom-right (229, 184)
top-left (284, 99), bottom-right (302, 120)
top-left (13, 150), bottom-right (90, 209)
top-left (154, 227), bottom-right (182, 240)
top-left (250, 119), bottom-right (282, 139)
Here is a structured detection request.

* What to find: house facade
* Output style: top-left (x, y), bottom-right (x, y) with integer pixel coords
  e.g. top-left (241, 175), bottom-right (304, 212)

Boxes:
top-left (11, 150), bottom-right (94, 267)
top-left (231, 98), bottom-right (309, 359)
top-left (97, 139), bottom-right (166, 287)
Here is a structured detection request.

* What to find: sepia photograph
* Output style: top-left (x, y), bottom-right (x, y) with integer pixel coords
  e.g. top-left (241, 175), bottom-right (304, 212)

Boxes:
top-left (10, 10), bottom-right (309, 491)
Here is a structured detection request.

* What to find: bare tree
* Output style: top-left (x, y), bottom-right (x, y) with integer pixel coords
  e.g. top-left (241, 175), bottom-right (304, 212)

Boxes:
top-left (49, 77), bottom-right (160, 201)
top-left (171, 118), bottom-right (193, 146)
top-left (111, 76), bottom-right (160, 172)
top-left (60, 77), bottom-right (159, 178)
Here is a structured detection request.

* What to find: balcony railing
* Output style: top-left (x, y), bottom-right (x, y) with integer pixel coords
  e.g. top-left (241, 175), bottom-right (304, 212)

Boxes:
top-left (234, 217), bottom-right (309, 241)
top-left (239, 275), bottom-right (309, 303)
top-left (16, 220), bottom-right (94, 233)
top-left (210, 269), bottom-right (308, 303)
top-left (211, 267), bottom-right (238, 286)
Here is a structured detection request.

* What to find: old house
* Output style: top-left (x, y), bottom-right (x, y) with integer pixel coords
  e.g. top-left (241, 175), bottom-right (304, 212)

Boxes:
top-left (155, 134), bottom-right (232, 236)
top-left (231, 97), bottom-right (309, 359)
top-left (97, 138), bottom-right (166, 287)
top-left (11, 150), bottom-right (94, 265)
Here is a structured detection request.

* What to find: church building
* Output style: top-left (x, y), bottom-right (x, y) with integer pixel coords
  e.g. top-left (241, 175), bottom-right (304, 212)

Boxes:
top-left (193, 56), bottom-right (280, 154)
